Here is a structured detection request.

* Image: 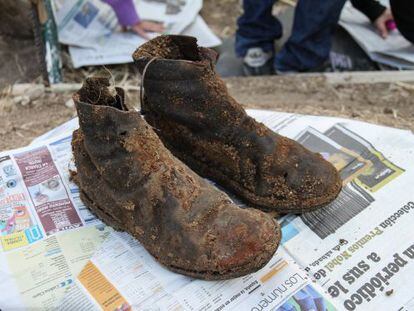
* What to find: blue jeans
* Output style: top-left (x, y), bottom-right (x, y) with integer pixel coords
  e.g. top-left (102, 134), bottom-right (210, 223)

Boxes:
top-left (236, 0), bottom-right (347, 72)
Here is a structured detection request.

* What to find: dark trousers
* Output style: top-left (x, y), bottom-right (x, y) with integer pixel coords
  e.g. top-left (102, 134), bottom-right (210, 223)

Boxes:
top-left (391, 0), bottom-right (414, 44)
top-left (236, 0), bottom-right (347, 72)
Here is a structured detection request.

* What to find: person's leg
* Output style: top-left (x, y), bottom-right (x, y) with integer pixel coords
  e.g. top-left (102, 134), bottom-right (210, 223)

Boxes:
top-left (235, 0), bottom-right (282, 57)
top-left (275, 0), bottom-right (347, 73)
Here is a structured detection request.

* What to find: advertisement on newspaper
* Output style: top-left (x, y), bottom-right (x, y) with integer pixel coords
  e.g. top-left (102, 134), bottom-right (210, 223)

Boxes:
top-left (13, 146), bottom-right (83, 236)
top-left (0, 156), bottom-right (43, 251)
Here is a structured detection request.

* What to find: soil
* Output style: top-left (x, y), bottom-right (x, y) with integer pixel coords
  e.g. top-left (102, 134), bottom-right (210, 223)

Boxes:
top-left (1, 75), bottom-right (413, 151)
top-left (0, 93), bottom-right (75, 150)
top-left (201, 0), bottom-right (241, 38)
top-left (226, 75), bottom-right (414, 131)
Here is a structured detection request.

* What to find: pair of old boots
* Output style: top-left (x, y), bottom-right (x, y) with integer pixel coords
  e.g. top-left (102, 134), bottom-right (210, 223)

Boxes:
top-left (72, 35), bottom-right (342, 280)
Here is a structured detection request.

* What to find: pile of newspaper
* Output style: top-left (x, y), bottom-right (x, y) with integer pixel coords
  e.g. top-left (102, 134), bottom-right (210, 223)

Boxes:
top-left (52, 0), bottom-right (221, 68)
top-left (339, 0), bottom-right (414, 69)
top-left (1, 109), bottom-right (414, 310)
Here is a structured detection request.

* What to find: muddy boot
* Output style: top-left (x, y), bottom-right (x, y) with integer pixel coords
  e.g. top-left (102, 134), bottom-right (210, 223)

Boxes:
top-left (71, 77), bottom-right (280, 280)
top-left (133, 35), bottom-right (342, 213)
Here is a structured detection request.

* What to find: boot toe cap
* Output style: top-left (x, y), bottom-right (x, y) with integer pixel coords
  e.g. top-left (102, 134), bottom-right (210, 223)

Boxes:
top-left (285, 151), bottom-right (342, 210)
top-left (207, 208), bottom-right (280, 277)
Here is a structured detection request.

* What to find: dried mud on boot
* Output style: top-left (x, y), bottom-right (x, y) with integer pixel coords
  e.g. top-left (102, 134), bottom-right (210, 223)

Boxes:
top-left (133, 35), bottom-right (342, 214)
top-left (71, 77), bottom-right (281, 280)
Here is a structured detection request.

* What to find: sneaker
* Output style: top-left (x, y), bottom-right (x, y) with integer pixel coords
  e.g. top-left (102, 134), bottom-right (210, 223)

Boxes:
top-left (275, 60), bottom-right (333, 75)
top-left (242, 47), bottom-right (274, 76)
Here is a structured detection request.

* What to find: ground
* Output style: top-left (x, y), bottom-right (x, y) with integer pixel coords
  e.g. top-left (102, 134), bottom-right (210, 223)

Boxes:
top-left (201, 0), bottom-right (240, 37)
top-left (0, 0), bottom-right (413, 151)
top-left (1, 74), bottom-right (413, 151)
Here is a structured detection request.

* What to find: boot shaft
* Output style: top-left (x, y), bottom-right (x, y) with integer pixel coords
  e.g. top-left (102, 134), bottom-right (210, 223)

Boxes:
top-left (74, 78), bottom-right (171, 191)
top-left (133, 35), bottom-right (250, 139)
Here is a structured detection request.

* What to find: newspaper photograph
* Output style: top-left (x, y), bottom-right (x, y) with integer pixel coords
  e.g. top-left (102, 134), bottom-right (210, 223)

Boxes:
top-left (324, 124), bottom-right (404, 193)
top-left (1, 109), bottom-right (414, 310)
top-left (295, 127), bottom-right (371, 184)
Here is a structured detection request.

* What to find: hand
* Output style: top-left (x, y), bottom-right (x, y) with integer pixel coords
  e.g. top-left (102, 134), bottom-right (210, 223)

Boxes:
top-left (374, 8), bottom-right (393, 39)
top-left (131, 21), bottom-right (165, 39)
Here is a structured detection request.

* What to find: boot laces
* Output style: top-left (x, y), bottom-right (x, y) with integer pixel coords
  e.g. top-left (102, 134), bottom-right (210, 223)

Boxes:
top-left (140, 57), bottom-right (159, 108)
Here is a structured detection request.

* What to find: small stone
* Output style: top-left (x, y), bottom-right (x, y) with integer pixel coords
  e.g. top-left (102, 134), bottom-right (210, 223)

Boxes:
top-left (65, 98), bottom-right (75, 108)
top-left (134, 226), bottom-right (144, 236)
top-left (12, 96), bottom-right (22, 104)
top-left (124, 201), bottom-right (135, 211)
top-left (13, 95), bottom-right (31, 106)
top-left (385, 289), bottom-right (394, 296)
top-left (27, 87), bottom-right (44, 101)
top-left (0, 98), bottom-right (13, 112)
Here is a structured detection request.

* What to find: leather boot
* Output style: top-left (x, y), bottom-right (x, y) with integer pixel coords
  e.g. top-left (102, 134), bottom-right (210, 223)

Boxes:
top-left (71, 77), bottom-right (280, 280)
top-left (133, 35), bottom-right (342, 213)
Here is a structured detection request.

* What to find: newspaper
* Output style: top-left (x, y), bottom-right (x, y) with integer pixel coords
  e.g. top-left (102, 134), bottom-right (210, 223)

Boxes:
top-left (52, 0), bottom-right (221, 68)
top-left (339, 0), bottom-right (414, 69)
top-left (264, 112), bottom-right (414, 310)
top-left (1, 109), bottom-right (414, 310)
top-left (61, 231), bottom-right (335, 311)
top-left (68, 15), bottom-right (222, 68)
top-left (0, 129), bottom-right (112, 309)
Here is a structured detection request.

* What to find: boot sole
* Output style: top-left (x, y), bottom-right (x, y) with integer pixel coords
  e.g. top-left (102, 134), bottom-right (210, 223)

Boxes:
top-left (79, 188), bottom-right (282, 280)
top-left (158, 140), bottom-right (342, 214)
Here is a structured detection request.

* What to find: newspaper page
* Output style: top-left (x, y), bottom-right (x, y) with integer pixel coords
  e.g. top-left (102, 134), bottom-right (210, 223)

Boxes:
top-left (68, 15), bottom-right (221, 68)
top-left (0, 129), bottom-right (112, 309)
top-left (52, 0), bottom-right (221, 67)
top-left (1, 109), bottom-right (414, 310)
top-left (251, 111), bottom-right (414, 311)
top-left (54, 0), bottom-right (202, 47)
top-left (339, 0), bottom-right (414, 69)
top-left (60, 231), bottom-right (335, 311)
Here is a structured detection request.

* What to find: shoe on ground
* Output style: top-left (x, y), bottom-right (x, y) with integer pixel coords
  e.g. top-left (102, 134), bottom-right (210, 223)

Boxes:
top-left (242, 47), bottom-right (274, 76)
